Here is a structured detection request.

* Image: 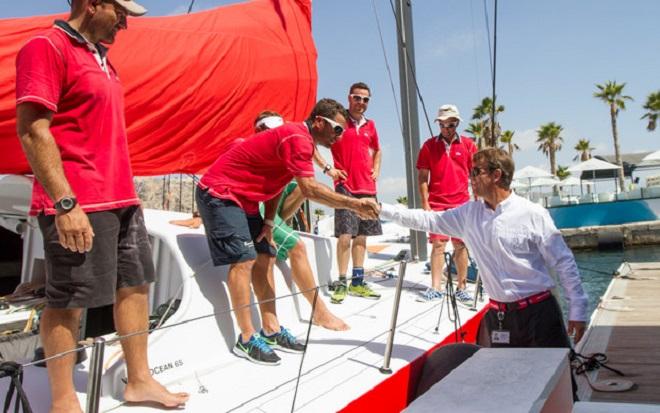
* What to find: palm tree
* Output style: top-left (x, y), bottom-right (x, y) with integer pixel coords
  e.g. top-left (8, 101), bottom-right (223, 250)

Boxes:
top-left (313, 208), bottom-right (325, 227)
top-left (499, 130), bottom-right (519, 156)
top-left (594, 81), bottom-right (632, 191)
top-left (573, 139), bottom-right (595, 161)
top-left (396, 195), bottom-right (408, 206)
top-left (556, 165), bottom-right (570, 180)
top-left (641, 91), bottom-right (660, 132)
top-left (472, 97), bottom-right (505, 147)
top-left (465, 122), bottom-right (484, 149)
top-left (536, 122), bottom-right (564, 176)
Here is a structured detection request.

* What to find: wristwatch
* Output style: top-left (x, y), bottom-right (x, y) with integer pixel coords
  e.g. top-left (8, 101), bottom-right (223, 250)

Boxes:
top-left (323, 164), bottom-right (332, 174)
top-left (263, 219), bottom-right (275, 227)
top-left (54, 196), bottom-right (78, 214)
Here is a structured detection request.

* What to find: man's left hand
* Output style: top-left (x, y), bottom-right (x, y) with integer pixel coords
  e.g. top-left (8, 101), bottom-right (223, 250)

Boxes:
top-left (370, 169), bottom-right (379, 181)
top-left (567, 320), bottom-right (586, 344)
top-left (256, 225), bottom-right (274, 246)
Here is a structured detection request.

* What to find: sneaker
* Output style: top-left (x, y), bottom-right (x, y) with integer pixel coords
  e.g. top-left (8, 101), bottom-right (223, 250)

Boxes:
top-left (416, 288), bottom-right (444, 302)
top-left (260, 326), bottom-right (306, 353)
top-left (331, 283), bottom-right (348, 304)
top-left (348, 282), bottom-right (381, 300)
top-left (328, 279), bottom-right (345, 292)
top-left (232, 334), bottom-right (281, 365)
top-left (455, 289), bottom-right (474, 305)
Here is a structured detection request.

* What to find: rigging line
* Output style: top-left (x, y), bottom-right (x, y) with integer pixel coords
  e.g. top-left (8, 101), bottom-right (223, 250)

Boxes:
top-left (187, 0), bottom-right (196, 14)
top-left (370, 0), bottom-right (404, 135)
top-left (490, 0), bottom-right (498, 145)
top-left (482, 0), bottom-right (494, 79)
top-left (290, 288), bottom-right (319, 413)
top-left (469, 0), bottom-right (483, 99)
top-left (386, 0), bottom-right (434, 139)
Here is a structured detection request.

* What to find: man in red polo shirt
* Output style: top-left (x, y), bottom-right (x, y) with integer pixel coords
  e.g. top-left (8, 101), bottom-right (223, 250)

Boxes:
top-left (416, 104), bottom-right (477, 303)
top-left (15, 1), bottom-right (189, 411)
top-left (197, 99), bottom-right (378, 365)
top-left (315, 82), bottom-right (382, 304)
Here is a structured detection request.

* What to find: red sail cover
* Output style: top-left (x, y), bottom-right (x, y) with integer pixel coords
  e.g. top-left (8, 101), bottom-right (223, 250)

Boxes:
top-left (0, 0), bottom-right (316, 175)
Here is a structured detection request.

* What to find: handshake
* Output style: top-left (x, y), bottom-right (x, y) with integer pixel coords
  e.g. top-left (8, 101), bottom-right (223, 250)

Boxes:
top-left (352, 198), bottom-right (381, 220)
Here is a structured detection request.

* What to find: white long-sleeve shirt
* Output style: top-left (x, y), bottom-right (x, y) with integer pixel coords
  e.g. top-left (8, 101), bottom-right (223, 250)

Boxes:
top-left (381, 193), bottom-right (588, 321)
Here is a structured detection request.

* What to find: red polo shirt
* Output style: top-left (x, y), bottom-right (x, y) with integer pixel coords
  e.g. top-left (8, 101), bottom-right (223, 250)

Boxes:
top-left (199, 122), bottom-right (316, 215)
top-left (330, 117), bottom-right (380, 195)
top-left (15, 21), bottom-right (139, 216)
top-left (416, 135), bottom-right (477, 209)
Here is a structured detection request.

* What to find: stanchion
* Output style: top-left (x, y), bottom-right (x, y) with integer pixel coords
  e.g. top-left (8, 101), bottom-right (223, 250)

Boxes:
top-left (86, 337), bottom-right (106, 413)
top-left (470, 274), bottom-right (482, 311)
top-left (380, 260), bottom-right (407, 374)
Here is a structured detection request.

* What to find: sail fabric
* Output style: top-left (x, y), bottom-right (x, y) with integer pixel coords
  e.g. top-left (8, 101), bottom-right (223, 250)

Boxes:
top-left (0, 0), bottom-right (317, 175)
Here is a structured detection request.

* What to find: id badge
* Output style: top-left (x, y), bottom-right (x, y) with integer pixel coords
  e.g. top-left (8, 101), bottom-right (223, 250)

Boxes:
top-left (491, 329), bottom-right (510, 344)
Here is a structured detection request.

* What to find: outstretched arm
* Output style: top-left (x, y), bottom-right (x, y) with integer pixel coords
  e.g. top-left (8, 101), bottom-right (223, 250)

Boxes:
top-left (295, 176), bottom-right (378, 219)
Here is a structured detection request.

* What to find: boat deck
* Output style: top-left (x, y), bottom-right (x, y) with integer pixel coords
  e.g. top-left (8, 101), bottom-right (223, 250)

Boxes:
top-left (3, 210), bottom-right (486, 412)
top-left (576, 261), bottom-right (660, 405)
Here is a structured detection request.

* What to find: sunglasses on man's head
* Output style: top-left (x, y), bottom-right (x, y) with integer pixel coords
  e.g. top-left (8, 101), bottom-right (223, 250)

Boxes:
top-left (350, 94), bottom-right (371, 104)
top-left (318, 116), bottom-right (344, 135)
top-left (439, 122), bottom-right (458, 129)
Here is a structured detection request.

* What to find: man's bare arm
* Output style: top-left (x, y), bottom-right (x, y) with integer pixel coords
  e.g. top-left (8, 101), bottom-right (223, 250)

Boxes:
top-left (17, 102), bottom-right (94, 252)
top-left (280, 186), bottom-right (305, 221)
top-left (295, 176), bottom-right (378, 219)
top-left (417, 168), bottom-right (431, 210)
top-left (371, 148), bottom-right (382, 180)
top-left (17, 103), bottom-right (71, 201)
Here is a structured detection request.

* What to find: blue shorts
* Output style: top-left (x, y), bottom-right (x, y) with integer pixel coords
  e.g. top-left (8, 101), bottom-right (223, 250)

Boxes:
top-left (196, 187), bottom-right (276, 266)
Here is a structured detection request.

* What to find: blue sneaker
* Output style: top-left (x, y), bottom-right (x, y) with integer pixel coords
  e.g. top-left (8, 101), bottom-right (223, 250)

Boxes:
top-left (233, 334), bottom-right (281, 365)
top-left (416, 288), bottom-right (444, 302)
top-left (455, 289), bottom-right (474, 305)
top-left (260, 326), bottom-right (306, 353)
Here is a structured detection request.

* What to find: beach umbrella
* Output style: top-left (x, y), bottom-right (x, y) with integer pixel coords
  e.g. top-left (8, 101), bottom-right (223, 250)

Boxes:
top-left (639, 150), bottom-right (660, 167)
top-left (514, 166), bottom-right (553, 180)
top-left (529, 177), bottom-right (561, 187)
top-left (568, 158), bottom-right (621, 193)
top-left (559, 176), bottom-right (592, 196)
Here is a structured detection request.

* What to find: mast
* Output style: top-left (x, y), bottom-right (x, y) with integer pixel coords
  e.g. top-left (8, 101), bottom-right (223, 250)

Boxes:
top-left (396, 0), bottom-right (427, 261)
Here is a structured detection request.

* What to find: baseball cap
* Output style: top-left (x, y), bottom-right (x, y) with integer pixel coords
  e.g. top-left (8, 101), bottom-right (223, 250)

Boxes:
top-left (435, 104), bottom-right (462, 122)
top-left (113, 0), bottom-right (147, 16)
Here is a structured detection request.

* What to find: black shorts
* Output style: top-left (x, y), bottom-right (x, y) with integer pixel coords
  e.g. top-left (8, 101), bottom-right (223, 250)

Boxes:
top-left (334, 184), bottom-right (382, 238)
top-left (196, 187), bottom-right (276, 266)
top-left (38, 205), bottom-right (155, 309)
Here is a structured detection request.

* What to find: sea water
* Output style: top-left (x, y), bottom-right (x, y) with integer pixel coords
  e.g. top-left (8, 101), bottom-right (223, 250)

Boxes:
top-left (558, 245), bottom-right (660, 321)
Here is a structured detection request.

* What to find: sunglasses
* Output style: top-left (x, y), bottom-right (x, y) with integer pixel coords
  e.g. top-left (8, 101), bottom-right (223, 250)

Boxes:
top-left (318, 116), bottom-right (345, 135)
top-left (470, 167), bottom-right (491, 178)
top-left (350, 94), bottom-right (371, 104)
top-left (439, 122), bottom-right (458, 129)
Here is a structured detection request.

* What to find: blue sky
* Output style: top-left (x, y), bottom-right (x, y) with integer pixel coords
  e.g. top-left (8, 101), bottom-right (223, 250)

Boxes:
top-left (4, 0), bottom-right (659, 202)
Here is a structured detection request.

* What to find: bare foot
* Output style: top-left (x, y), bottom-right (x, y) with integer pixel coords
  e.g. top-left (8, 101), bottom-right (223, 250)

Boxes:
top-left (50, 397), bottom-right (83, 413)
top-left (124, 377), bottom-right (189, 408)
top-left (169, 217), bottom-right (202, 229)
top-left (313, 311), bottom-right (350, 331)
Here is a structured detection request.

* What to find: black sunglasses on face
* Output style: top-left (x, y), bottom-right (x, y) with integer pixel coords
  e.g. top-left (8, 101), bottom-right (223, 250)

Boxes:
top-left (470, 167), bottom-right (490, 178)
top-left (350, 94), bottom-right (371, 104)
top-left (318, 116), bottom-right (344, 135)
top-left (440, 122), bottom-right (458, 129)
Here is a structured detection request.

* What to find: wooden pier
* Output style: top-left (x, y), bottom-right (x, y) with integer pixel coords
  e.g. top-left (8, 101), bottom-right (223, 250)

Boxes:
top-left (576, 261), bottom-right (660, 405)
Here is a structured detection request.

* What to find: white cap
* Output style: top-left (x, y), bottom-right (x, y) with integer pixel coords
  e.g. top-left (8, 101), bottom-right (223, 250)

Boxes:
top-left (255, 116), bottom-right (284, 130)
top-left (113, 0), bottom-right (147, 16)
top-left (434, 104), bottom-right (462, 122)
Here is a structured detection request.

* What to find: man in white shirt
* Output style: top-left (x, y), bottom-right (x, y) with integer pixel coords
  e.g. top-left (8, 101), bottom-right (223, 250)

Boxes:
top-left (379, 148), bottom-right (588, 348)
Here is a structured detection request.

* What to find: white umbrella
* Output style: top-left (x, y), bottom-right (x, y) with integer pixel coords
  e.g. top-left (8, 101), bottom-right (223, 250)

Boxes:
top-left (514, 165), bottom-right (553, 180)
top-left (530, 177), bottom-right (561, 187)
top-left (559, 176), bottom-right (582, 186)
top-left (568, 157), bottom-right (621, 193)
top-left (639, 150), bottom-right (660, 167)
top-left (510, 180), bottom-right (529, 189)
top-left (567, 158), bottom-right (620, 173)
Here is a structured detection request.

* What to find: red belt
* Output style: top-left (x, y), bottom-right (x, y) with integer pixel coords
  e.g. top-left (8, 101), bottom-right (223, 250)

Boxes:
top-left (488, 290), bottom-right (552, 312)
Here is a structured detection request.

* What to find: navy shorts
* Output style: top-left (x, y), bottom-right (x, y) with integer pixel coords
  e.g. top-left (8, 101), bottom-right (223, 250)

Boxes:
top-left (334, 184), bottom-right (382, 238)
top-left (38, 205), bottom-right (155, 309)
top-left (196, 187), bottom-right (276, 266)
